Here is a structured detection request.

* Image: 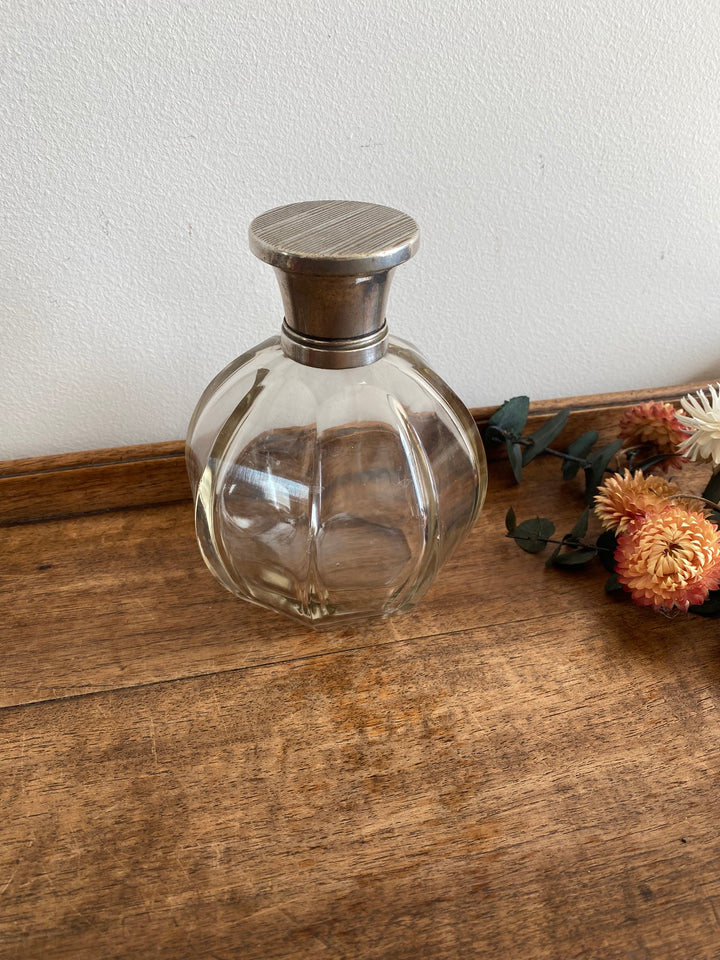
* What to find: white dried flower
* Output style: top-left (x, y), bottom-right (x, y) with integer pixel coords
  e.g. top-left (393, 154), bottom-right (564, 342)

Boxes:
top-left (676, 383), bottom-right (720, 466)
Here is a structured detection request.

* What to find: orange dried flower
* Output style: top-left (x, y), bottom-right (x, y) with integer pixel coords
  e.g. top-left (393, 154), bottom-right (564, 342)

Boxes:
top-left (618, 400), bottom-right (689, 470)
top-left (594, 469), bottom-right (680, 533)
top-left (614, 505), bottom-right (720, 613)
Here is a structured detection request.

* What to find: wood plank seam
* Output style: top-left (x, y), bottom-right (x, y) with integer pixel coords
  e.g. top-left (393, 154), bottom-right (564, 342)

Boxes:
top-left (0, 629), bottom-right (423, 714)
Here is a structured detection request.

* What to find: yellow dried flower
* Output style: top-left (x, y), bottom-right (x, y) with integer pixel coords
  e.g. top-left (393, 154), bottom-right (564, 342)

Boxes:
top-left (594, 469), bottom-right (680, 534)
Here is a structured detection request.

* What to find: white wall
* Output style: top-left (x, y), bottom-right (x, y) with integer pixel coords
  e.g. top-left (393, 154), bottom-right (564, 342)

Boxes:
top-left (3, 0), bottom-right (720, 459)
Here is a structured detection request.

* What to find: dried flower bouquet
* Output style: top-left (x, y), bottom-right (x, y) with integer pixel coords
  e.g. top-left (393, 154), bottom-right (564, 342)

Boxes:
top-left (488, 384), bottom-right (720, 616)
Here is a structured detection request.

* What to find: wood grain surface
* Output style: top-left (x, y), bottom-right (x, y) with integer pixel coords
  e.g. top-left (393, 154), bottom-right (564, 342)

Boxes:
top-left (2, 386), bottom-right (720, 959)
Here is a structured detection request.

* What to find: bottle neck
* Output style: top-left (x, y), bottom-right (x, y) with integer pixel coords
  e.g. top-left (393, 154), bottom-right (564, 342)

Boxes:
top-left (274, 266), bottom-right (393, 368)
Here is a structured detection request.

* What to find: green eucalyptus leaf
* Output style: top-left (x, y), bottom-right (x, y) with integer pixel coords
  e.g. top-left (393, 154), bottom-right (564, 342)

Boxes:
top-left (507, 440), bottom-right (524, 484)
top-left (702, 470), bottom-right (720, 504)
top-left (545, 541), bottom-right (563, 567)
top-left (690, 590), bottom-right (720, 617)
top-left (569, 507), bottom-right (590, 542)
top-left (548, 547), bottom-right (597, 568)
top-left (707, 508), bottom-right (720, 528)
top-left (521, 408), bottom-right (571, 466)
top-left (605, 572), bottom-right (624, 594)
top-left (511, 517), bottom-right (555, 554)
top-left (632, 453), bottom-right (675, 473)
top-left (584, 439), bottom-right (624, 504)
top-left (505, 507), bottom-right (517, 533)
top-left (596, 530), bottom-right (619, 572)
top-left (562, 430), bottom-right (599, 480)
top-left (486, 395), bottom-right (530, 439)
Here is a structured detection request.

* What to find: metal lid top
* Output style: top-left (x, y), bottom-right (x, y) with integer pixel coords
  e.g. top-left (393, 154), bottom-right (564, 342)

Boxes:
top-left (249, 200), bottom-right (419, 276)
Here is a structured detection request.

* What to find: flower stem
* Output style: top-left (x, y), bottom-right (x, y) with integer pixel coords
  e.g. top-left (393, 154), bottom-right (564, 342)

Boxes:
top-left (503, 433), bottom-right (588, 465)
top-left (506, 532), bottom-right (614, 553)
top-left (541, 447), bottom-right (590, 466)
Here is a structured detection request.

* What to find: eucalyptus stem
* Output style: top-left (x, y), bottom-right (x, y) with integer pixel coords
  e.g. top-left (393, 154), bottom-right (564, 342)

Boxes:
top-left (541, 447), bottom-right (593, 466)
top-left (507, 533), bottom-right (614, 554)
top-left (502, 431), bottom-right (601, 468)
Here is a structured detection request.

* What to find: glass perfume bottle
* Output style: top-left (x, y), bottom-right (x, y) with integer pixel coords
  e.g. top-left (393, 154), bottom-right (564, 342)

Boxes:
top-left (186, 200), bottom-right (487, 626)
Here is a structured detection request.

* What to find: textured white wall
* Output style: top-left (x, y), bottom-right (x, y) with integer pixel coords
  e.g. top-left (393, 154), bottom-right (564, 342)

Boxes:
top-left (2, 0), bottom-right (720, 459)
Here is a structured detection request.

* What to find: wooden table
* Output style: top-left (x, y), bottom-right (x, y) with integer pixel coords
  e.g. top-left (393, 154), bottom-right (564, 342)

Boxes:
top-left (2, 385), bottom-right (719, 959)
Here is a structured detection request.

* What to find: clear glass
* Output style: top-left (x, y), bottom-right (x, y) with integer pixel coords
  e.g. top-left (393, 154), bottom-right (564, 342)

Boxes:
top-left (186, 336), bottom-right (487, 626)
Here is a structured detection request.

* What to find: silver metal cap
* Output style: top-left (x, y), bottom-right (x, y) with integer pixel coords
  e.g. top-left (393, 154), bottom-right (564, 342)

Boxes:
top-left (249, 200), bottom-right (419, 276)
top-left (249, 200), bottom-right (419, 367)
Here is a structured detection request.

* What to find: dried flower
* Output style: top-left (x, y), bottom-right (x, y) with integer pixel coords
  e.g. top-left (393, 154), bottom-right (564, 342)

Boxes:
top-left (594, 469), bottom-right (680, 534)
top-left (676, 383), bottom-right (720, 467)
top-left (499, 387), bottom-right (720, 617)
top-left (618, 400), bottom-right (689, 470)
top-left (614, 505), bottom-right (720, 612)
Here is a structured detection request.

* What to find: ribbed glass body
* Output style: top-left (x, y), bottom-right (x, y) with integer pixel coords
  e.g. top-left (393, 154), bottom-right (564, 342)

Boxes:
top-left (186, 336), bottom-right (487, 626)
